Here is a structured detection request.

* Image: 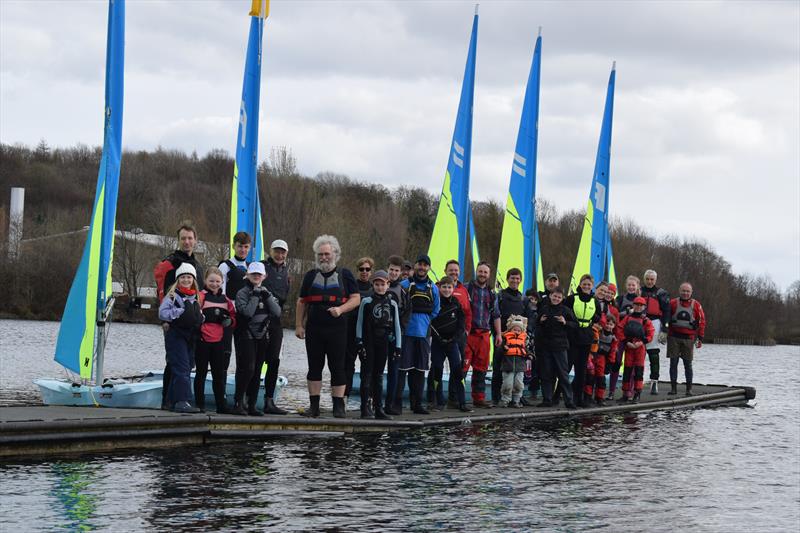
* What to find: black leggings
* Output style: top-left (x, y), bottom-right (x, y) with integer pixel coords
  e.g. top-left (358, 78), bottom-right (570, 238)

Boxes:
top-left (305, 325), bottom-right (347, 386)
top-left (234, 334), bottom-right (269, 407)
top-left (263, 324), bottom-right (283, 398)
top-left (194, 339), bottom-right (230, 410)
top-left (365, 335), bottom-right (390, 406)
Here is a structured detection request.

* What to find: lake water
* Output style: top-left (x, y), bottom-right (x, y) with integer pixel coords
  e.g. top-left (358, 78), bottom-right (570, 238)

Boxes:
top-left (1, 319), bottom-right (798, 531)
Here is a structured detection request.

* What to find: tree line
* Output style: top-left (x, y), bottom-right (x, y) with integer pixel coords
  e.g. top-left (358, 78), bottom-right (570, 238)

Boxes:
top-left (1, 141), bottom-right (798, 344)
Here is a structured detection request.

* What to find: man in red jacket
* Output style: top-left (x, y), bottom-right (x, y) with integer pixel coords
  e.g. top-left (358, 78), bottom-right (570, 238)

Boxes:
top-left (667, 282), bottom-right (706, 396)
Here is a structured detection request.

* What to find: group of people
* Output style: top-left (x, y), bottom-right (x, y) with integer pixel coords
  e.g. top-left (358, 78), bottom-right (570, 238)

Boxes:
top-left (155, 224), bottom-right (707, 419)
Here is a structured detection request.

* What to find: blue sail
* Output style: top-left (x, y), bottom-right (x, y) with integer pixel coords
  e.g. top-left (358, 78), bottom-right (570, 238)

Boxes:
top-left (230, 2), bottom-right (269, 262)
top-left (497, 31), bottom-right (542, 291)
top-left (569, 63), bottom-right (616, 293)
top-left (54, 0), bottom-right (125, 379)
top-left (428, 8), bottom-right (478, 282)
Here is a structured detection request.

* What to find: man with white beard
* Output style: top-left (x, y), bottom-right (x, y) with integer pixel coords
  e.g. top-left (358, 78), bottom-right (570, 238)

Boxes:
top-left (295, 235), bottom-right (360, 418)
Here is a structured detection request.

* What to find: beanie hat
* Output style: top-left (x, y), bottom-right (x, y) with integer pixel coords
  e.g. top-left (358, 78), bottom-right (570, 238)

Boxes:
top-left (174, 262), bottom-right (197, 279)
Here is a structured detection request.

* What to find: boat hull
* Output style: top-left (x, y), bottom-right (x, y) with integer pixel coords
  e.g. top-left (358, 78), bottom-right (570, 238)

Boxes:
top-left (35, 373), bottom-right (287, 410)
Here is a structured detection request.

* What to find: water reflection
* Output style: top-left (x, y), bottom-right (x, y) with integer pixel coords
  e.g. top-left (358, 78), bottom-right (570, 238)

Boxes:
top-left (50, 462), bottom-right (99, 531)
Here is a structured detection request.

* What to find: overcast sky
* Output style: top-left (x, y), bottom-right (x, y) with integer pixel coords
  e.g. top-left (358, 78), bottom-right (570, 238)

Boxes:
top-left (1, 0), bottom-right (798, 288)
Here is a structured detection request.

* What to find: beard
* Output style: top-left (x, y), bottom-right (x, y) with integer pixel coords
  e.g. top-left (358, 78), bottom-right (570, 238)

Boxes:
top-left (317, 258), bottom-right (337, 273)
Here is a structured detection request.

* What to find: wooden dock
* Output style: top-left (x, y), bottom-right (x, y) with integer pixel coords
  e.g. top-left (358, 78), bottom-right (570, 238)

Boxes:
top-left (0, 382), bottom-right (755, 458)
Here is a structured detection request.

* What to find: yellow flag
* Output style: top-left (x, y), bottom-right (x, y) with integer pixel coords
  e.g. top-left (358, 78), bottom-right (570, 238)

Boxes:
top-left (250, 0), bottom-right (270, 18)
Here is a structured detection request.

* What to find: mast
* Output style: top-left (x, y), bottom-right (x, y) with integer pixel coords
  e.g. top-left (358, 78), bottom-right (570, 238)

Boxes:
top-left (496, 28), bottom-right (542, 291)
top-left (230, 0), bottom-right (269, 261)
top-left (54, 0), bottom-right (125, 384)
top-left (427, 7), bottom-right (479, 281)
top-left (569, 62), bottom-right (616, 293)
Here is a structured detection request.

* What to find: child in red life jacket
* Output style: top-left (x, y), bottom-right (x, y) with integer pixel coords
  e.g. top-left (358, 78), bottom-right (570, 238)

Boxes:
top-left (195, 267), bottom-right (237, 414)
top-left (584, 315), bottom-right (619, 406)
top-left (615, 297), bottom-right (655, 403)
top-left (501, 315), bottom-right (530, 407)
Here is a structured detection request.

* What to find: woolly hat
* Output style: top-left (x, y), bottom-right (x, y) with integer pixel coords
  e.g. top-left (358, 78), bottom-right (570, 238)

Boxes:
top-left (174, 262), bottom-right (196, 279)
top-left (506, 314), bottom-right (527, 331)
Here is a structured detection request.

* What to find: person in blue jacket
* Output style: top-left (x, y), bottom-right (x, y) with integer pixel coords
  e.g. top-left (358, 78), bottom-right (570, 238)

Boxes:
top-left (393, 254), bottom-right (440, 415)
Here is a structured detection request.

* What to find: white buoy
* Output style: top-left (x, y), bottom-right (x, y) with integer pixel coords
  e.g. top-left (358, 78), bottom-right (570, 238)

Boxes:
top-left (8, 187), bottom-right (24, 259)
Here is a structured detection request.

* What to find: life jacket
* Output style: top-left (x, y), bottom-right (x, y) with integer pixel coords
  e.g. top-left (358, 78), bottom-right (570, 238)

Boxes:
top-left (503, 330), bottom-right (527, 357)
top-left (262, 258), bottom-right (290, 306)
top-left (671, 299), bottom-right (697, 330)
top-left (641, 286), bottom-right (667, 319)
top-left (431, 296), bottom-right (461, 339)
top-left (597, 330), bottom-right (615, 355)
top-left (617, 293), bottom-right (637, 318)
top-left (572, 294), bottom-right (596, 328)
top-left (408, 278), bottom-right (434, 314)
top-left (623, 315), bottom-right (647, 341)
top-left (302, 269), bottom-right (349, 305)
top-left (222, 258), bottom-right (248, 300)
top-left (498, 289), bottom-right (526, 327)
top-left (369, 295), bottom-right (395, 331)
top-left (247, 288), bottom-right (273, 339)
top-left (201, 291), bottom-right (231, 324)
top-left (171, 292), bottom-right (203, 332)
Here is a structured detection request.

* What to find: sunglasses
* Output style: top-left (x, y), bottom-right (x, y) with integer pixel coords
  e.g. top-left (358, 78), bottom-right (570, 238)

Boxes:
top-left (358, 267), bottom-right (372, 272)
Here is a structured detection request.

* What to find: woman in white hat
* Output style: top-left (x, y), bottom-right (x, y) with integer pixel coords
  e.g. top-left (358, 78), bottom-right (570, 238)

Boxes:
top-left (158, 262), bottom-right (204, 413)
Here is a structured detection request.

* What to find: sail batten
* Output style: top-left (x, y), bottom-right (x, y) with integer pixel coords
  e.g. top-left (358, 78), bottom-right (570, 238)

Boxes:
top-left (230, 3), bottom-right (269, 262)
top-left (428, 12), bottom-right (478, 282)
top-left (569, 65), bottom-right (616, 293)
top-left (54, 0), bottom-right (124, 380)
top-left (496, 33), bottom-right (542, 291)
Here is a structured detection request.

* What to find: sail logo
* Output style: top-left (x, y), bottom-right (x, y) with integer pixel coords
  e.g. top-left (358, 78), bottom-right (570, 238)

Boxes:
top-left (239, 100), bottom-right (247, 148)
top-left (513, 152), bottom-right (527, 177)
top-left (594, 182), bottom-right (606, 213)
top-left (452, 141), bottom-right (465, 168)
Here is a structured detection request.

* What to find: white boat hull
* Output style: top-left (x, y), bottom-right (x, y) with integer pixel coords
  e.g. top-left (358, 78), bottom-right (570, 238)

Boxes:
top-left (35, 372), bottom-right (287, 410)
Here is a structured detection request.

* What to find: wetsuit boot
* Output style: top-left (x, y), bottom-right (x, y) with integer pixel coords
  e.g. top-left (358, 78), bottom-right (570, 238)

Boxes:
top-left (264, 398), bottom-right (288, 415)
top-left (247, 400), bottom-right (264, 417)
top-left (332, 396), bottom-right (347, 418)
top-left (668, 383), bottom-right (678, 395)
top-left (685, 384), bottom-right (693, 396)
top-left (374, 403), bottom-right (392, 420)
top-left (650, 381), bottom-right (659, 395)
top-left (231, 401), bottom-right (248, 416)
top-left (303, 395), bottom-right (321, 418)
top-left (632, 391), bottom-right (641, 404)
top-left (360, 398), bottom-right (374, 419)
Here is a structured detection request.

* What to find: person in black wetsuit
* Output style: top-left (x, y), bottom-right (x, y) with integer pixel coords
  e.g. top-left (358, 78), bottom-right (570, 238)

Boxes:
top-left (295, 235), bottom-right (361, 418)
top-left (345, 257), bottom-right (375, 404)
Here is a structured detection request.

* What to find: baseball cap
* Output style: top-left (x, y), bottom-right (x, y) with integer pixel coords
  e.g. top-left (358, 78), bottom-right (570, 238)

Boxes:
top-left (247, 262), bottom-right (266, 276)
top-left (270, 239), bottom-right (288, 251)
top-left (416, 254), bottom-right (432, 265)
top-left (546, 272), bottom-right (559, 280)
top-left (371, 269), bottom-right (390, 282)
top-left (633, 296), bottom-right (646, 305)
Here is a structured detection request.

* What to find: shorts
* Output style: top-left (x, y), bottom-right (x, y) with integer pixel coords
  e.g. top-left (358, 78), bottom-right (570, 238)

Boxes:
top-left (399, 335), bottom-right (431, 371)
top-left (667, 336), bottom-right (695, 361)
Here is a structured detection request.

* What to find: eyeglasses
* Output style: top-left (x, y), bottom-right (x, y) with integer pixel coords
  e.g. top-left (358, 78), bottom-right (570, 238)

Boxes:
top-left (359, 267), bottom-right (372, 272)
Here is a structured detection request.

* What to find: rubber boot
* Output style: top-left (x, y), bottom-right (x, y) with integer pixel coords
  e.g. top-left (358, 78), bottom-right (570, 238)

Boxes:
top-left (247, 401), bottom-right (264, 417)
top-left (668, 383), bottom-right (678, 395)
top-left (264, 398), bottom-right (288, 415)
top-left (374, 404), bottom-right (392, 420)
top-left (411, 372), bottom-right (429, 415)
top-left (360, 398), bottom-right (374, 419)
top-left (650, 381), bottom-right (659, 395)
top-left (303, 395), bottom-right (321, 418)
top-left (231, 401), bottom-right (248, 416)
top-left (685, 384), bottom-right (693, 397)
top-left (332, 397), bottom-right (346, 418)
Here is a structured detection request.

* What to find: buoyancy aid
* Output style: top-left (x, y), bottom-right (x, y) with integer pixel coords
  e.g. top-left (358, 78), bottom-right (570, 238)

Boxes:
top-left (623, 315), bottom-right (647, 341)
top-left (408, 278), bottom-right (434, 314)
top-left (503, 330), bottom-right (527, 357)
top-left (223, 258), bottom-right (248, 300)
top-left (572, 294), bottom-right (596, 328)
top-left (597, 330), bottom-right (615, 355)
top-left (431, 296), bottom-right (461, 339)
top-left (671, 299), bottom-right (697, 330)
top-left (201, 291), bottom-right (231, 324)
top-left (641, 286), bottom-right (668, 319)
top-left (262, 258), bottom-right (290, 307)
top-left (302, 269), bottom-right (349, 305)
top-left (617, 292), bottom-right (637, 318)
